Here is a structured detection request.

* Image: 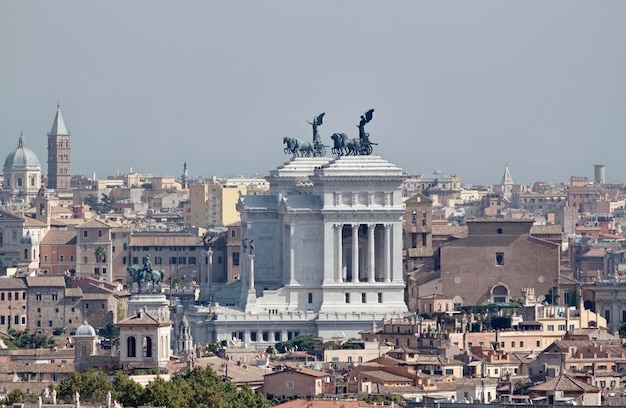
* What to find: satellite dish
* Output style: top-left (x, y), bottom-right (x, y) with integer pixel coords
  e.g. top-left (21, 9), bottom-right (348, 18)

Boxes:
top-left (537, 295), bottom-right (546, 303)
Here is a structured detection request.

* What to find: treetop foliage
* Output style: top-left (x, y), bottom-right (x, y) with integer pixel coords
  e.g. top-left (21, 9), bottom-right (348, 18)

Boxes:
top-left (57, 367), bottom-right (270, 408)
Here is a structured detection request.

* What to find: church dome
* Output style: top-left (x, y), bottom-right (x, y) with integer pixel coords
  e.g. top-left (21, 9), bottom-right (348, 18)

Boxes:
top-left (75, 321), bottom-right (97, 336)
top-left (3, 135), bottom-right (41, 170)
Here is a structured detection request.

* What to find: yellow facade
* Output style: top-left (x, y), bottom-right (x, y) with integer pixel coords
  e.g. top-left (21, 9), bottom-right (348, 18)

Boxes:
top-left (185, 181), bottom-right (247, 228)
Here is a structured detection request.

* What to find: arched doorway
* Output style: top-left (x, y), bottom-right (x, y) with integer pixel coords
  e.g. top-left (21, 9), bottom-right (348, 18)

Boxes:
top-left (453, 295), bottom-right (463, 310)
top-left (491, 284), bottom-right (509, 303)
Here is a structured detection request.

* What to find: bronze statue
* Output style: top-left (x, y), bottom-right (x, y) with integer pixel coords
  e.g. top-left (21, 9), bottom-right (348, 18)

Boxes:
top-left (308, 112), bottom-right (325, 144)
top-left (357, 109), bottom-right (375, 143)
top-left (127, 254), bottom-right (165, 293)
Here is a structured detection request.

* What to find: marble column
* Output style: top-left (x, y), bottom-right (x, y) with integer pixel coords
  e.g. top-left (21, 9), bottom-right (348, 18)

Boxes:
top-left (289, 223), bottom-right (295, 284)
top-left (283, 225), bottom-right (289, 285)
top-left (248, 254), bottom-right (255, 292)
top-left (384, 224), bottom-right (392, 282)
top-left (352, 224), bottom-right (359, 283)
top-left (367, 224), bottom-right (376, 282)
top-left (335, 224), bottom-right (343, 283)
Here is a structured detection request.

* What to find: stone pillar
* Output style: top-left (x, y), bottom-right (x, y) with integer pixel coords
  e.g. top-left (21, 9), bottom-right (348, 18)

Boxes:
top-left (249, 254), bottom-right (255, 292)
top-left (384, 224), bottom-right (392, 282)
top-left (392, 221), bottom-right (404, 283)
top-left (367, 224), bottom-right (376, 282)
top-left (335, 224), bottom-right (343, 283)
top-left (283, 224), bottom-right (289, 285)
top-left (289, 223), bottom-right (296, 285)
top-left (352, 224), bottom-right (359, 283)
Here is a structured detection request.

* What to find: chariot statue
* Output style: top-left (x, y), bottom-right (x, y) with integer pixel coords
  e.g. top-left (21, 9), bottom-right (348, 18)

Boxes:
top-left (330, 109), bottom-right (376, 156)
top-left (282, 112), bottom-right (328, 157)
top-left (127, 254), bottom-right (165, 294)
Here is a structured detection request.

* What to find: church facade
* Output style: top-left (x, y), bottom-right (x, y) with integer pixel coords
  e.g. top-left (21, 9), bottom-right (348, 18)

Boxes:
top-left (186, 155), bottom-right (409, 347)
top-left (2, 135), bottom-right (42, 206)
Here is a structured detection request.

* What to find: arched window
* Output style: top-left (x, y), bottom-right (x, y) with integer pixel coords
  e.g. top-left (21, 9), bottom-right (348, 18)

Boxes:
top-left (492, 285), bottom-right (509, 303)
top-left (453, 296), bottom-right (463, 309)
top-left (127, 336), bottom-right (136, 357)
top-left (143, 336), bottom-right (152, 358)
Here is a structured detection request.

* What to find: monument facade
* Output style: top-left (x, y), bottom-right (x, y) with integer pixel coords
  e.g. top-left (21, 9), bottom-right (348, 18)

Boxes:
top-left (186, 111), bottom-right (409, 347)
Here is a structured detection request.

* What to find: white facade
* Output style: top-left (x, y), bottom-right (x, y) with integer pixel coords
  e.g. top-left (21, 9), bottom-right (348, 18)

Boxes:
top-left (187, 155), bottom-right (409, 347)
top-left (2, 135), bottom-right (42, 206)
top-left (0, 208), bottom-right (48, 275)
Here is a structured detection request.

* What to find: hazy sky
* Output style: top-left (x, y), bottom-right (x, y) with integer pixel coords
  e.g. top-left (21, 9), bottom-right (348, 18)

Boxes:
top-left (2, 1), bottom-right (625, 185)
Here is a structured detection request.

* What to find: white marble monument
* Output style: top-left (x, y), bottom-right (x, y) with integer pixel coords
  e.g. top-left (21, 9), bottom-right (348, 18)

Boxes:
top-left (187, 155), bottom-right (408, 346)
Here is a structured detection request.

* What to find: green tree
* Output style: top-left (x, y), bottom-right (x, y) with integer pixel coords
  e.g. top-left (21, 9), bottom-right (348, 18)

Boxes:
top-left (5, 329), bottom-right (56, 349)
top-left (83, 193), bottom-right (113, 214)
top-left (95, 245), bottom-right (107, 263)
top-left (58, 369), bottom-right (113, 403)
top-left (84, 194), bottom-right (99, 211)
top-left (112, 372), bottom-right (144, 408)
top-left (56, 366), bottom-right (270, 408)
top-left (99, 323), bottom-right (120, 349)
top-left (143, 376), bottom-right (189, 408)
top-left (2, 389), bottom-right (25, 405)
top-left (275, 334), bottom-right (316, 353)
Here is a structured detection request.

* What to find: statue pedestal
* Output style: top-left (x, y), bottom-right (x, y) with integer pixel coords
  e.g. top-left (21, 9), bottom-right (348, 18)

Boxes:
top-left (128, 293), bottom-right (170, 322)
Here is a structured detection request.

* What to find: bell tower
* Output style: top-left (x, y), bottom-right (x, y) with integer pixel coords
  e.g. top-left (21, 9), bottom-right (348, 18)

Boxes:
top-left (47, 104), bottom-right (71, 190)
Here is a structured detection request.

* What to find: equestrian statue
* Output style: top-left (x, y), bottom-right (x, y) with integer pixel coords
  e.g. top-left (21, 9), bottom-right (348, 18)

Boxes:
top-left (127, 254), bottom-right (165, 294)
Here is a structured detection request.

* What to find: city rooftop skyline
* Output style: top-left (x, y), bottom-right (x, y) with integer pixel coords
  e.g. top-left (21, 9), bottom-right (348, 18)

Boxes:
top-left (2, 1), bottom-right (625, 185)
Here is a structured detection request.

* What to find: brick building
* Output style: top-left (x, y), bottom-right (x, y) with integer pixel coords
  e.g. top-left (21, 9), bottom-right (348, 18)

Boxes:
top-left (129, 232), bottom-right (205, 285)
top-left (25, 276), bottom-right (75, 335)
top-left (0, 278), bottom-right (27, 332)
top-left (263, 365), bottom-right (331, 400)
top-left (439, 220), bottom-right (560, 306)
top-left (75, 219), bottom-right (113, 283)
top-left (39, 230), bottom-right (76, 275)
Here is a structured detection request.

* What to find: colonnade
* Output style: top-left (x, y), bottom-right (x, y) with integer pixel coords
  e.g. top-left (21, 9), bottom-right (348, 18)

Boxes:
top-left (332, 223), bottom-right (392, 283)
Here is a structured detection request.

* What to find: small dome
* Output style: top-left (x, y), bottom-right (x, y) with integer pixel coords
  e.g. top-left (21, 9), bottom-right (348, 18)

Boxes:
top-left (75, 320), bottom-right (96, 336)
top-left (4, 135), bottom-right (41, 169)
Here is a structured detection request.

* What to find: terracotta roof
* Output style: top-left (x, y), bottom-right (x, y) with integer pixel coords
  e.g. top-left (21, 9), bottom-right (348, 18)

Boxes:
top-left (360, 370), bottom-right (413, 383)
top-left (456, 377), bottom-right (500, 386)
top-left (529, 373), bottom-right (599, 393)
top-left (431, 225), bottom-right (468, 237)
top-left (64, 287), bottom-right (83, 297)
top-left (76, 218), bottom-right (111, 229)
top-left (266, 365), bottom-right (330, 379)
top-left (0, 209), bottom-right (26, 221)
top-left (41, 230), bottom-right (77, 245)
top-left (70, 277), bottom-right (119, 291)
top-left (531, 225), bottom-right (563, 235)
top-left (0, 278), bottom-right (27, 289)
top-left (24, 276), bottom-right (66, 287)
top-left (406, 270), bottom-right (441, 286)
top-left (0, 362), bottom-right (75, 374)
top-left (118, 310), bottom-right (170, 327)
top-left (23, 217), bottom-right (48, 228)
top-left (51, 206), bottom-right (73, 215)
top-left (195, 356), bottom-right (266, 385)
top-left (583, 248), bottom-right (606, 257)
